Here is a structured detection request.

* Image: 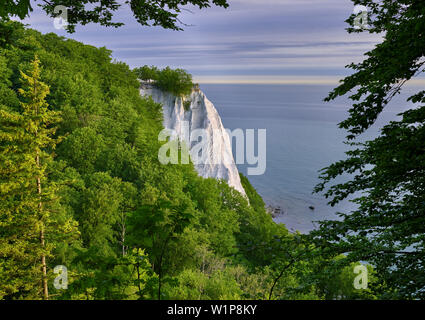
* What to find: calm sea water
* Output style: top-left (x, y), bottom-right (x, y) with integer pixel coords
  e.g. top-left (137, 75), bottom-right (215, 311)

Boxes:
top-left (201, 84), bottom-right (416, 233)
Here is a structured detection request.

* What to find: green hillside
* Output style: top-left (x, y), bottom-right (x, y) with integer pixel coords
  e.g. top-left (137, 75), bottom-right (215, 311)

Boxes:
top-left (0, 21), bottom-right (376, 300)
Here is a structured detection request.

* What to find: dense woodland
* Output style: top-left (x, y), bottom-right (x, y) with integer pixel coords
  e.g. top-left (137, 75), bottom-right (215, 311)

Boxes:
top-left (3, 0), bottom-right (425, 299)
top-left (0, 21), bottom-right (381, 300)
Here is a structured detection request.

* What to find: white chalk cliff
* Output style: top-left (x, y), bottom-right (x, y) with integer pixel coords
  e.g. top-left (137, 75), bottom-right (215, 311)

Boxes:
top-left (140, 83), bottom-right (245, 195)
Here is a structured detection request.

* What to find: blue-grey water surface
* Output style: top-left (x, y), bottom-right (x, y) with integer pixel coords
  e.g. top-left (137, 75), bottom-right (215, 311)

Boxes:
top-left (201, 84), bottom-right (417, 233)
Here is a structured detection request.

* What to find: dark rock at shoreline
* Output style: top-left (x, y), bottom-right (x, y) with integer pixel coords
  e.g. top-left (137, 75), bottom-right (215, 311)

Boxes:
top-left (267, 205), bottom-right (283, 218)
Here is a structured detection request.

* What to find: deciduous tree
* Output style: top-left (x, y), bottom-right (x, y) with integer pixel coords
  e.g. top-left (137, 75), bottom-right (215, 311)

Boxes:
top-left (312, 0), bottom-right (425, 299)
top-left (1, 0), bottom-right (229, 33)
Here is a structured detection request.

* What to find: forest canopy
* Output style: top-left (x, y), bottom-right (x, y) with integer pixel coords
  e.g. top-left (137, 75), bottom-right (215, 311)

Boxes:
top-left (0, 20), bottom-right (389, 301)
top-left (0, 21), bottom-right (332, 300)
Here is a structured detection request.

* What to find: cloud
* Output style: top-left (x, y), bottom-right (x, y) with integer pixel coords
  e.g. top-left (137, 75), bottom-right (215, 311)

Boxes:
top-left (17, 0), bottom-right (381, 84)
top-left (193, 75), bottom-right (343, 85)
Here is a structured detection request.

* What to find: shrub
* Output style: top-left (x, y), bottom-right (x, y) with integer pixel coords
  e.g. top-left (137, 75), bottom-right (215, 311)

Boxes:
top-left (183, 99), bottom-right (191, 111)
top-left (156, 67), bottom-right (193, 96)
top-left (134, 65), bottom-right (159, 81)
top-left (134, 66), bottom-right (194, 97)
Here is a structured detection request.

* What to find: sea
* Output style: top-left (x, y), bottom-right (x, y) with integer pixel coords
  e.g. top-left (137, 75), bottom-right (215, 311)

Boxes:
top-left (201, 84), bottom-right (418, 233)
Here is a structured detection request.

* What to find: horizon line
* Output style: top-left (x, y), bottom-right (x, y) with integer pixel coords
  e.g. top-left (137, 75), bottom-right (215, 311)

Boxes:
top-left (194, 75), bottom-right (425, 86)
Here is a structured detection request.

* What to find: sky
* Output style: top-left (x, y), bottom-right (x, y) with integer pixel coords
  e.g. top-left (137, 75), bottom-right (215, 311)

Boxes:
top-left (18, 0), bottom-right (383, 84)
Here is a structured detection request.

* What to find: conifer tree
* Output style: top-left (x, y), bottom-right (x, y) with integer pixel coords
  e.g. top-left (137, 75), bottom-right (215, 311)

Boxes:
top-left (0, 56), bottom-right (62, 299)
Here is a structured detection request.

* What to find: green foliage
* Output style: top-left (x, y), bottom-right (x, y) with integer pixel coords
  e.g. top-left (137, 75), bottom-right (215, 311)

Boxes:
top-left (0, 0), bottom-right (229, 33)
top-left (169, 268), bottom-right (242, 300)
top-left (0, 21), bottom-right (379, 300)
top-left (183, 99), bottom-right (192, 111)
top-left (239, 173), bottom-right (266, 214)
top-left (61, 247), bottom-right (157, 300)
top-left (312, 0), bottom-right (425, 299)
top-left (156, 67), bottom-right (193, 97)
top-left (127, 199), bottom-right (194, 299)
top-left (134, 65), bottom-right (159, 81)
top-left (135, 65), bottom-right (194, 97)
top-left (0, 56), bottom-right (79, 299)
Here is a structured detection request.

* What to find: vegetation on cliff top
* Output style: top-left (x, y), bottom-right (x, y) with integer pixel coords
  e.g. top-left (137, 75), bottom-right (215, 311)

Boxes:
top-left (135, 65), bottom-right (194, 97)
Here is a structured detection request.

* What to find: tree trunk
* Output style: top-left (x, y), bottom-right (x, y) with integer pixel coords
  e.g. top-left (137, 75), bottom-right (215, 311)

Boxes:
top-left (40, 224), bottom-right (48, 300)
top-left (120, 212), bottom-right (126, 256)
top-left (37, 153), bottom-right (49, 300)
top-left (157, 233), bottom-right (172, 300)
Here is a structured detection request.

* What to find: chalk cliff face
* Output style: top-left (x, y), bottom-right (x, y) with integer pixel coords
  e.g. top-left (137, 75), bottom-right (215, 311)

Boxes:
top-left (140, 84), bottom-right (246, 195)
